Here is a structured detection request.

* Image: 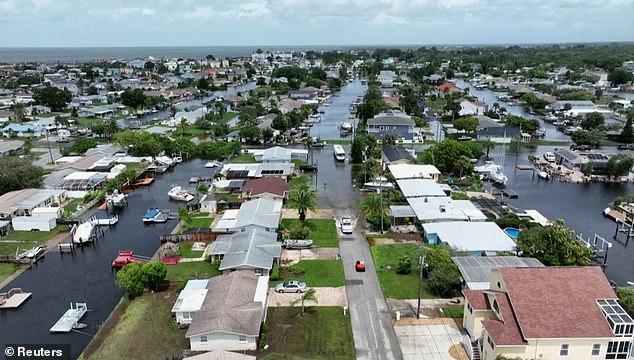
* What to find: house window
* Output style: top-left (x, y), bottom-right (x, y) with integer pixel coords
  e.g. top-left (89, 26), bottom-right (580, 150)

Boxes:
top-left (492, 300), bottom-right (499, 314)
top-left (560, 344), bottom-right (569, 356)
top-left (379, 126), bottom-right (385, 131)
top-left (486, 336), bottom-right (495, 350)
top-left (255, 268), bottom-right (263, 275)
top-left (200, 335), bottom-right (208, 343)
top-left (182, 312), bottom-right (191, 320)
top-left (467, 303), bottom-right (473, 314)
top-left (606, 341), bottom-right (631, 359)
top-left (592, 344), bottom-right (601, 356)
top-left (239, 335), bottom-right (247, 343)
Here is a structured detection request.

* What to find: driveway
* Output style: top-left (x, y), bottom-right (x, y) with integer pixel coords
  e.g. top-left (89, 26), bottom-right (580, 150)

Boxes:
top-left (394, 319), bottom-right (469, 360)
top-left (312, 147), bottom-right (403, 360)
top-left (281, 247), bottom-right (340, 265)
top-left (268, 287), bottom-right (347, 307)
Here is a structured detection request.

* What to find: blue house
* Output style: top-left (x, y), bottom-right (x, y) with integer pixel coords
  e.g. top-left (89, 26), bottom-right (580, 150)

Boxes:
top-left (366, 111), bottom-right (416, 141)
top-left (2, 124), bottom-right (43, 138)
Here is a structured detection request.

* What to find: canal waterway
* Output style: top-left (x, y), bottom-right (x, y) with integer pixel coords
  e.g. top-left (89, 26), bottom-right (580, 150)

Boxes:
top-left (308, 79), bottom-right (367, 140)
top-left (0, 159), bottom-right (214, 359)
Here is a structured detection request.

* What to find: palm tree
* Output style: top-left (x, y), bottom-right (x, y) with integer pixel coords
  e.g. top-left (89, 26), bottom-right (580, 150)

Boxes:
top-left (178, 207), bottom-right (192, 232)
top-left (105, 118), bottom-right (119, 138)
top-left (287, 183), bottom-right (317, 223)
top-left (12, 102), bottom-right (25, 123)
top-left (290, 288), bottom-right (317, 316)
top-left (179, 118), bottom-right (188, 136)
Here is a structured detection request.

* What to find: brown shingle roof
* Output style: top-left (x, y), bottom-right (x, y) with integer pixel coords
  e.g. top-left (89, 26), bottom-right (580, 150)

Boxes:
top-left (482, 291), bottom-right (527, 345)
top-left (501, 267), bottom-right (616, 340)
top-left (186, 272), bottom-right (263, 338)
top-left (463, 289), bottom-right (489, 310)
top-left (241, 176), bottom-right (288, 197)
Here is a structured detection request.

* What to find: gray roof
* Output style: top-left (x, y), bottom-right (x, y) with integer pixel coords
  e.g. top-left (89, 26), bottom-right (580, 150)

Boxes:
top-left (367, 115), bottom-right (415, 126)
top-left (477, 126), bottom-right (521, 138)
top-left (451, 256), bottom-right (544, 290)
top-left (186, 271), bottom-right (263, 338)
top-left (422, 222), bottom-right (516, 252)
top-left (389, 205), bottom-right (416, 218)
top-left (0, 140), bottom-right (24, 152)
top-left (234, 198), bottom-right (282, 229)
top-left (397, 179), bottom-right (447, 198)
top-left (382, 145), bottom-right (414, 163)
top-left (14, 189), bottom-right (66, 209)
top-left (262, 146), bottom-right (291, 161)
top-left (217, 229), bottom-right (281, 271)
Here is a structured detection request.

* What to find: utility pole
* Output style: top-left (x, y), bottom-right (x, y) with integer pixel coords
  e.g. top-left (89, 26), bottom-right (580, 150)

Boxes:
top-left (45, 130), bottom-right (54, 165)
top-left (417, 241), bottom-right (424, 319)
top-left (379, 168), bottom-right (384, 234)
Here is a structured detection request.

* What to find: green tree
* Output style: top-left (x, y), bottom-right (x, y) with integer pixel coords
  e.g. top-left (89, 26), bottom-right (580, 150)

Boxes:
top-left (287, 183), bottom-right (317, 222)
top-left (504, 115), bottom-right (540, 134)
top-left (581, 112), bottom-right (605, 130)
top-left (290, 288), bottom-right (317, 316)
top-left (608, 68), bottom-right (634, 85)
top-left (453, 117), bottom-right (478, 133)
top-left (11, 102), bottom-right (25, 122)
top-left (359, 194), bottom-right (390, 230)
top-left (351, 135), bottom-right (365, 163)
top-left (605, 154), bottom-right (634, 178)
top-left (33, 87), bottom-right (72, 112)
top-left (115, 262), bottom-right (145, 299)
top-left (571, 129), bottom-right (603, 148)
top-left (0, 158), bottom-right (44, 195)
top-left (141, 262), bottom-right (168, 292)
top-left (178, 207), bottom-right (192, 228)
top-left (419, 140), bottom-right (477, 175)
top-left (239, 125), bottom-right (261, 144)
top-left (120, 88), bottom-right (146, 109)
top-left (382, 133), bottom-right (399, 146)
top-left (621, 115), bottom-right (634, 143)
top-left (617, 288), bottom-right (634, 317)
top-left (516, 220), bottom-right (593, 266)
top-left (197, 78), bottom-right (209, 91)
top-left (271, 116), bottom-right (288, 132)
top-left (178, 118), bottom-right (188, 136)
top-left (428, 263), bottom-right (462, 297)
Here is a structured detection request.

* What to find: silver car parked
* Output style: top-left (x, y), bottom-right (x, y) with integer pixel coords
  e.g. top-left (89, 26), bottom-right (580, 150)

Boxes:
top-left (275, 280), bottom-right (307, 293)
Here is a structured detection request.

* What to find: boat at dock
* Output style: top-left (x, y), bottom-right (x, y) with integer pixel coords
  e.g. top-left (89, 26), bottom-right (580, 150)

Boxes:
top-left (15, 245), bottom-right (46, 260)
top-left (282, 239), bottom-right (314, 249)
top-left (105, 190), bottom-right (127, 208)
top-left (333, 144), bottom-right (346, 162)
top-left (204, 160), bottom-right (221, 168)
top-left (0, 288), bottom-right (32, 309)
top-left (142, 208), bottom-right (174, 223)
top-left (168, 186), bottom-right (194, 202)
top-left (474, 162), bottom-right (508, 185)
top-left (92, 215), bottom-right (119, 226)
top-left (340, 122), bottom-right (353, 135)
top-left (111, 250), bottom-right (150, 268)
top-left (50, 303), bottom-right (88, 333)
top-left (72, 221), bottom-right (96, 244)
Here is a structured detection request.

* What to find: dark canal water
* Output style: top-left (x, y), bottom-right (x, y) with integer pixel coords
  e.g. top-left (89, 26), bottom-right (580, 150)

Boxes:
top-left (309, 79), bottom-right (367, 140)
top-left (0, 159), bottom-right (214, 359)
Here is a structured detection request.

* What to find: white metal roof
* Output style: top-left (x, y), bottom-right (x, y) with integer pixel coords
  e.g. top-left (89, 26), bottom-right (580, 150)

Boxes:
top-left (172, 279), bottom-right (209, 313)
top-left (407, 196), bottom-right (487, 222)
top-left (397, 179), bottom-right (447, 198)
top-left (423, 222), bottom-right (516, 252)
top-left (388, 164), bottom-right (441, 180)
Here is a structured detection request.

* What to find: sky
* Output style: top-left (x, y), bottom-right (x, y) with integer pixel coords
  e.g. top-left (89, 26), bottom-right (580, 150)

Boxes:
top-left (1, 0), bottom-right (633, 47)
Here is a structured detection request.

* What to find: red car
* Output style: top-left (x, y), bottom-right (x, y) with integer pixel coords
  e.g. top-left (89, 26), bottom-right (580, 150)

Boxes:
top-left (355, 260), bottom-right (365, 272)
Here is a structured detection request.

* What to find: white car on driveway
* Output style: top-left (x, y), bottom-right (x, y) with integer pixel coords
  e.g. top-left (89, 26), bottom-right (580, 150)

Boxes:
top-left (341, 217), bottom-right (354, 234)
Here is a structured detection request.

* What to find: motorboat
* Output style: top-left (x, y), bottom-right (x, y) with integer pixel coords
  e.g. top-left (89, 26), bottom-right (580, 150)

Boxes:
top-left (92, 215), bottom-right (119, 226)
top-left (189, 176), bottom-right (202, 183)
top-left (73, 221), bottom-right (96, 244)
top-left (105, 190), bottom-right (127, 208)
top-left (538, 171), bottom-right (550, 180)
top-left (205, 160), bottom-right (221, 168)
top-left (474, 162), bottom-right (508, 185)
top-left (340, 122), bottom-right (353, 134)
top-left (363, 181), bottom-right (395, 191)
top-left (142, 208), bottom-right (172, 223)
top-left (168, 186), bottom-right (194, 202)
top-left (16, 245), bottom-right (46, 260)
top-left (154, 156), bottom-right (175, 168)
top-left (282, 239), bottom-right (314, 249)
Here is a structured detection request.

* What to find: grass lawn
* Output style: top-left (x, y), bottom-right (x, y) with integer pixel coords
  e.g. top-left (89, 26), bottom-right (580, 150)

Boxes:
top-left (165, 260), bottom-right (221, 281)
top-left (441, 306), bottom-right (465, 318)
top-left (0, 263), bottom-right (18, 283)
top-left (169, 241), bottom-right (207, 258)
top-left (63, 198), bottom-right (83, 217)
top-left (292, 159), bottom-right (307, 167)
top-left (0, 226), bottom-right (66, 256)
top-left (231, 153), bottom-right (258, 163)
top-left (280, 219), bottom-right (339, 248)
top-left (257, 306), bottom-right (355, 360)
top-left (288, 174), bottom-right (308, 189)
top-left (82, 291), bottom-right (189, 360)
top-left (180, 216), bottom-right (213, 233)
top-left (371, 244), bottom-right (436, 299)
top-left (278, 260), bottom-right (345, 287)
top-left (324, 139), bottom-right (352, 145)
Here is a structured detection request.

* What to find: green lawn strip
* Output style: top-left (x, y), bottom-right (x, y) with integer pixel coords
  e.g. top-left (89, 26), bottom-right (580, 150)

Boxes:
top-left (370, 244), bottom-right (436, 299)
top-left (170, 240), bottom-right (207, 258)
top-left (280, 219), bottom-right (339, 248)
top-left (82, 291), bottom-right (188, 360)
top-left (366, 232), bottom-right (398, 239)
top-left (323, 139), bottom-right (352, 145)
top-left (257, 306), bottom-right (355, 360)
top-left (3, 226), bottom-right (64, 242)
top-left (277, 260), bottom-right (345, 287)
top-left (165, 260), bottom-right (221, 281)
top-left (180, 216), bottom-right (213, 233)
top-left (220, 111), bottom-right (238, 121)
top-left (441, 306), bottom-right (464, 318)
top-left (0, 240), bottom-right (42, 256)
top-left (214, 192), bottom-right (241, 202)
top-left (291, 159), bottom-right (307, 168)
top-left (0, 263), bottom-right (18, 283)
top-left (231, 153), bottom-right (258, 163)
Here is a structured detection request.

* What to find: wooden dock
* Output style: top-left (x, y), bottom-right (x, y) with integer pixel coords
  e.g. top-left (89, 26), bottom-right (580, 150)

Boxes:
top-left (606, 209), bottom-right (627, 222)
top-left (50, 302), bottom-right (88, 333)
top-left (132, 177), bottom-right (154, 186)
top-left (516, 164), bottom-right (534, 170)
top-left (0, 288), bottom-right (32, 309)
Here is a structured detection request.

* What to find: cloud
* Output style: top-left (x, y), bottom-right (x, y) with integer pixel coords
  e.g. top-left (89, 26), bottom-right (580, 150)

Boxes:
top-left (182, 5), bottom-right (215, 20)
top-left (113, 7), bottom-right (156, 16)
top-left (371, 11), bottom-right (409, 24)
top-left (0, 0), bottom-right (19, 14)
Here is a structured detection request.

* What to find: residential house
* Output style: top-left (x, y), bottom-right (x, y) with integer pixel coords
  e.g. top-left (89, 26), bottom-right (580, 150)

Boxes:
top-left (172, 279), bottom-right (209, 325)
top-left (397, 179), bottom-right (449, 198)
top-left (241, 177), bottom-right (289, 200)
top-left (451, 256), bottom-right (544, 290)
top-left (388, 164), bottom-right (441, 182)
top-left (221, 163), bottom-right (295, 180)
top-left (2, 124), bottom-right (43, 138)
top-left (213, 198), bottom-right (282, 233)
top-left (421, 222), bottom-right (517, 255)
top-left (459, 100), bottom-right (486, 116)
top-left (551, 100), bottom-right (595, 112)
top-left (378, 70), bottom-right (396, 88)
top-left (186, 271), bottom-right (269, 351)
top-left (463, 266), bottom-right (634, 360)
top-left (289, 87), bottom-right (320, 100)
top-left (476, 126), bottom-right (521, 144)
top-left (0, 188), bottom-right (68, 220)
top-left (367, 111), bottom-right (417, 141)
top-left (382, 145), bottom-right (415, 167)
top-left (406, 196), bottom-right (487, 223)
top-left (553, 148), bottom-right (585, 170)
top-left (249, 146), bottom-right (308, 163)
top-left (0, 140), bottom-right (24, 157)
top-left (183, 351), bottom-right (255, 360)
top-left (209, 229), bottom-right (281, 275)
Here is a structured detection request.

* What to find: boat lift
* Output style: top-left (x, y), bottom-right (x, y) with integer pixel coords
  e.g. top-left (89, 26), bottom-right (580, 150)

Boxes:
top-left (613, 218), bottom-right (634, 246)
top-left (576, 233), bottom-right (612, 266)
top-left (50, 303), bottom-right (88, 333)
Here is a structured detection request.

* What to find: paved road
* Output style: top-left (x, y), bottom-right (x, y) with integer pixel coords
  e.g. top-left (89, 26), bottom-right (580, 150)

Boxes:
top-left (313, 147), bottom-right (403, 360)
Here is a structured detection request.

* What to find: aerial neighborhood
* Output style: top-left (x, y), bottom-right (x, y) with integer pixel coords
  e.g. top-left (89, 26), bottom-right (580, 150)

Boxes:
top-left (2, 43), bottom-right (634, 360)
